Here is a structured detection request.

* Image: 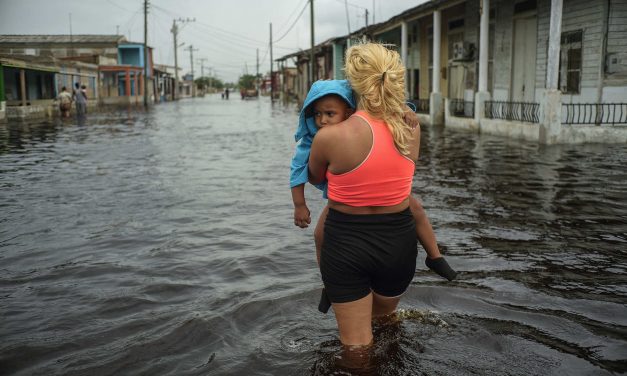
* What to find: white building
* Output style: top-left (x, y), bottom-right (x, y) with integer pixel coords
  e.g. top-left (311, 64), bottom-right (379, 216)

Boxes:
top-left (280, 0), bottom-right (627, 144)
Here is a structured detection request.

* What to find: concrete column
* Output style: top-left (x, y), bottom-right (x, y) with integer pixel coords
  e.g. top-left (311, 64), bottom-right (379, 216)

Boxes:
top-left (20, 69), bottom-right (27, 106)
top-left (432, 10), bottom-right (441, 94)
top-left (476, 0), bottom-right (491, 128)
top-left (125, 70), bottom-right (131, 97)
top-left (546, 0), bottom-right (563, 90)
top-left (540, 0), bottom-right (563, 144)
top-left (134, 72), bottom-right (139, 99)
top-left (430, 10), bottom-right (443, 126)
top-left (474, 91), bottom-right (490, 123)
top-left (430, 92), bottom-right (444, 126)
top-left (478, 0), bottom-right (489, 92)
top-left (401, 21), bottom-right (409, 98)
top-left (540, 89), bottom-right (561, 144)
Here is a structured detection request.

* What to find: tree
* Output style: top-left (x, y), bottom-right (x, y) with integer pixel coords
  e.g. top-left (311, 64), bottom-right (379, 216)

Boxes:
top-left (194, 76), bottom-right (224, 90)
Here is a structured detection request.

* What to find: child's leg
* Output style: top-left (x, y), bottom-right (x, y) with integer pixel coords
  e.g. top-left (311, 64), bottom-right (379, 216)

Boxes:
top-left (408, 196), bottom-right (442, 259)
top-left (315, 205), bottom-right (333, 313)
top-left (314, 204), bottom-right (329, 266)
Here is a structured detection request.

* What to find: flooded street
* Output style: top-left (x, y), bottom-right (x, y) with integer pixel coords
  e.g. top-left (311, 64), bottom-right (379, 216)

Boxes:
top-left (1, 95), bottom-right (626, 375)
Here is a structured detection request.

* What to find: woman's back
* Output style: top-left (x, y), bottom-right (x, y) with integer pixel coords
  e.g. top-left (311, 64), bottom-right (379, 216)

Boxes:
top-left (312, 110), bottom-right (420, 215)
top-left (325, 110), bottom-right (415, 207)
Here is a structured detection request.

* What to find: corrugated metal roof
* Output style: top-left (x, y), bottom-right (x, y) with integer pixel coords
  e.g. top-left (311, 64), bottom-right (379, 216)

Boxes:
top-left (0, 34), bottom-right (127, 44)
top-left (0, 54), bottom-right (60, 72)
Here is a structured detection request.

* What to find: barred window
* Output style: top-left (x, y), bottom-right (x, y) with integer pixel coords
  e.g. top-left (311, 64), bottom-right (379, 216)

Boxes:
top-left (559, 30), bottom-right (582, 94)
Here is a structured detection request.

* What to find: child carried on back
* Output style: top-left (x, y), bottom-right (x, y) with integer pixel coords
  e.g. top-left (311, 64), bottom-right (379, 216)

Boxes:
top-left (290, 80), bottom-right (456, 313)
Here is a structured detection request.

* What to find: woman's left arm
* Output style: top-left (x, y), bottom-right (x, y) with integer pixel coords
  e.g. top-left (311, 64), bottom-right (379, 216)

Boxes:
top-left (308, 129), bottom-right (330, 185)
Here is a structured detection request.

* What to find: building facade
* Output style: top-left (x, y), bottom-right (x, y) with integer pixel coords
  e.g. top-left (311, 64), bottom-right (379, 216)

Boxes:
top-left (277, 0), bottom-right (627, 144)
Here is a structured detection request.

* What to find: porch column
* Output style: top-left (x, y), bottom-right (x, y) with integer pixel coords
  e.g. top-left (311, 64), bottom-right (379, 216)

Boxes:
top-left (125, 69), bottom-right (131, 97)
top-left (478, 0), bottom-right (489, 92)
top-left (432, 11), bottom-right (441, 94)
top-left (20, 69), bottom-right (27, 106)
top-left (540, 0), bottom-right (563, 144)
top-left (546, 0), bottom-right (563, 90)
top-left (401, 21), bottom-right (409, 98)
top-left (134, 72), bottom-right (139, 100)
top-left (475, 0), bottom-right (491, 124)
top-left (430, 9), bottom-right (444, 126)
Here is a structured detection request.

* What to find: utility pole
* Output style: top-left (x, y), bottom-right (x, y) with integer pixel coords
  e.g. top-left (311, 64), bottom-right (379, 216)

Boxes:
top-left (256, 48), bottom-right (259, 92)
top-left (310, 0), bottom-right (315, 86)
top-left (197, 57), bottom-right (207, 94)
top-left (143, 0), bottom-right (149, 107)
top-left (171, 17), bottom-right (195, 100)
top-left (365, 9), bottom-right (369, 27)
top-left (198, 58), bottom-right (207, 78)
top-left (372, 0), bottom-right (375, 24)
top-left (69, 13), bottom-right (73, 57)
top-left (171, 20), bottom-right (179, 100)
top-left (185, 45), bottom-right (198, 97)
top-left (208, 67), bottom-right (213, 92)
top-left (270, 23), bottom-right (273, 101)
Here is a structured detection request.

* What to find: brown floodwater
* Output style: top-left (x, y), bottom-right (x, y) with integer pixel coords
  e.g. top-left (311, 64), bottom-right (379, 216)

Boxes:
top-left (1, 95), bottom-right (625, 375)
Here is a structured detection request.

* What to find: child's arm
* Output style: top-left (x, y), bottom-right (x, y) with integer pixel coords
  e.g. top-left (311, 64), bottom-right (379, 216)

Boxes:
top-left (403, 104), bottom-right (419, 129)
top-left (291, 184), bottom-right (311, 228)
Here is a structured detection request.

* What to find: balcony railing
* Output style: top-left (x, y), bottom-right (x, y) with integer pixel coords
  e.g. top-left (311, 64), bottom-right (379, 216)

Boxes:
top-left (562, 103), bottom-right (627, 126)
top-left (449, 99), bottom-right (474, 118)
top-left (411, 99), bottom-right (430, 114)
top-left (485, 101), bottom-right (540, 123)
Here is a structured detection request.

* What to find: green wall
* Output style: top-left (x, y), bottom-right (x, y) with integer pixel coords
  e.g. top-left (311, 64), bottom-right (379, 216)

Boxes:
top-left (333, 43), bottom-right (345, 79)
top-left (0, 64), bottom-right (4, 102)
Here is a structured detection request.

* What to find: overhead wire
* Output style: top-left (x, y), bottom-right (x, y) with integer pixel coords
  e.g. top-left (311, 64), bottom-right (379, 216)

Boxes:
top-left (149, 1), bottom-right (308, 80)
top-left (272, 0), bottom-right (309, 44)
top-left (151, 3), bottom-right (298, 50)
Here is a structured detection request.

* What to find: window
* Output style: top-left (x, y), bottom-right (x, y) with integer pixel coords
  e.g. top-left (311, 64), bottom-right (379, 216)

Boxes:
top-left (448, 19), bottom-right (464, 31)
top-left (514, 0), bottom-right (537, 14)
top-left (559, 30), bottom-right (582, 94)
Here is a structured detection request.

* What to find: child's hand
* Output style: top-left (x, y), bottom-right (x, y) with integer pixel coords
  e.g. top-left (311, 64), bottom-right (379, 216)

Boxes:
top-left (403, 105), bottom-right (419, 129)
top-left (294, 204), bottom-right (311, 228)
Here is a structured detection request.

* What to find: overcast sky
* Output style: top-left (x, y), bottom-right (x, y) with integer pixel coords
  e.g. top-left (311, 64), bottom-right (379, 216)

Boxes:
top-left (0, 0), bottom-right (427, 83)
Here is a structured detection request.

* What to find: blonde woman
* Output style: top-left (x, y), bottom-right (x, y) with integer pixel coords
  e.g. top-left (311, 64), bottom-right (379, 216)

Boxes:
top-left (308, 42), bottom-right (423, 346)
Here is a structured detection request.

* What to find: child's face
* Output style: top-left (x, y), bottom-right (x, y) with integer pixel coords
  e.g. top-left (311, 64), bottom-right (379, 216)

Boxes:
top-left (312, 96), bottom-right (353, 128)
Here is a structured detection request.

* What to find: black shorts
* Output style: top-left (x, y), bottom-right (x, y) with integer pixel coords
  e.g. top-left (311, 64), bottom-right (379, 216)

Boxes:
top-left (320, 207), bottom-right (418, 303)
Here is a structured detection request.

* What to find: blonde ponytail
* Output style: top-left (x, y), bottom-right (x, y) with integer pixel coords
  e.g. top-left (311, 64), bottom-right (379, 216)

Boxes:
top-left (344, 42), bottom-right (412, 155)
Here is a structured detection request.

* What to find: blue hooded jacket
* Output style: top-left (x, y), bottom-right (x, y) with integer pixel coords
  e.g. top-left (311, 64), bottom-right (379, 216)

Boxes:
top-left (289, 80), bottom-right (356, 197)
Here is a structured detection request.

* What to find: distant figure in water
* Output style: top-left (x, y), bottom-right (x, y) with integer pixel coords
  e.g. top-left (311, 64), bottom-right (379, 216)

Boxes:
top-left (306, 42), bottom-right (456, 350)
top-left (73, 82), bottom-right (87, 117)
top-left (57, 86), bottom-right (72, 118)
top-left (225, 87), bottom-right (229, 100)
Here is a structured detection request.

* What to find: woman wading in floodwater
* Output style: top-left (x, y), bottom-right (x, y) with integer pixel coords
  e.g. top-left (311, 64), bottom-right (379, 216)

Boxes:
top-left (309, 42), bottom-right (422, 354)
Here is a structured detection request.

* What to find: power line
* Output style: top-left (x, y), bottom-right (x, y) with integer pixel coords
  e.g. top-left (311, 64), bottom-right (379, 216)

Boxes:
top-left (151, 4), bottom-right (266, 45)
top-left (273, 0), bottom-right (309, 43)
top-left (151, 4), bottom-right (297, 50)
top-left (274, 0), bottom-right (309, 36)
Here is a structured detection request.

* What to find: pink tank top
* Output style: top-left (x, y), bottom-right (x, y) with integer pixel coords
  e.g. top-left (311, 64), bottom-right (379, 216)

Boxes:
top-left (326, 110), bottom-right (415, 206)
